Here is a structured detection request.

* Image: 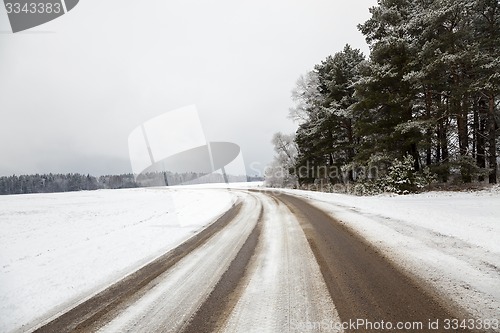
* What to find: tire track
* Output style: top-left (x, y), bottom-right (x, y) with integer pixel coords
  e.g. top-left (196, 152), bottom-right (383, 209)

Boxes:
top-left (220, 191), bottom-right (341, 333)
top-left (96, 193), bottom-right (261, 333)
top-left (276, 192), bottom-right (474, 333)
top-left (180, 200), bottom-right (263, 333)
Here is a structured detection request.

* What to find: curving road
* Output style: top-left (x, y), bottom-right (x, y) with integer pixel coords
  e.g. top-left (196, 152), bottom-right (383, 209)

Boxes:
top-left (33, 189), bottom-right (473, 333)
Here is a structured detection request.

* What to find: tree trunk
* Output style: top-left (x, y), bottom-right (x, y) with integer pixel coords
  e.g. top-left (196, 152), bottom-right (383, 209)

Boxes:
top-left (436, 126), bottom-right (441, 162)
top-left (457, 101), bottom-right (468, 156)
top-left (488, 94), bottom-right (497, 184)
top-left (442, 97), bottom-right (450, 182)
top-left (346, 119), bottom-right (355, 182)
top-left (477, 99), bottom-right (487, 181)
top-left (436, 96), bottom-right (443, 162)
top-left (473, 104), bottom-right (478, 160)
top-left (459, 95), bottom-right (471, 183)
top-left (410, 142), bottom-right (420, 171)
top-left (425, 89), bottom-right (432, 166)
top-left (443, 97), bottom-right (450, 162)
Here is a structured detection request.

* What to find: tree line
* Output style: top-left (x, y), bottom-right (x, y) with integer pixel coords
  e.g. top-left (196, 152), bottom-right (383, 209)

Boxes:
top-left (0, 173), bottom-right (138, 195)
top-left (0, 172), bottom-right (263, 195)
top-left (270, 0), bottom-right (499, 193)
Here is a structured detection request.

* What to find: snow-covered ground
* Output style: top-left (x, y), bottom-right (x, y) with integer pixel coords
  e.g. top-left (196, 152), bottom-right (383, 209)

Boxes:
top-left (277, 186), bottom-right (500, 321)
top-left (2, 183), bottom-right (498, 332)
top-left (0, 187), bottom-right (236, 333)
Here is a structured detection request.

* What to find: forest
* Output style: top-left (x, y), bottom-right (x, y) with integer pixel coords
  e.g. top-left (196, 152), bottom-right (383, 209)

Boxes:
top-left (0, 173), bottom-right (138, 195)
top-left (0, 172), bottom-right (263, 195)
top-left (268, 0), bottom-right (499, 194)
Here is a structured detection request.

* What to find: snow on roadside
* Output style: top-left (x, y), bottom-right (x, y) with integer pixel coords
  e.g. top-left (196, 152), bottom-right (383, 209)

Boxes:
top-left (276, 187), bottom-right (500, 322)
top-left (0, 187), bottom-right (236, 333)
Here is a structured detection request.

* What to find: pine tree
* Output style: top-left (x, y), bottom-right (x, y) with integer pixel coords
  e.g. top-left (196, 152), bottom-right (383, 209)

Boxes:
top-left (291, 45), bottom-right (365, 185)
top-left (356, 0), bottom-right (422, 170)
top-left (470, 0), bottom-right (500, 183)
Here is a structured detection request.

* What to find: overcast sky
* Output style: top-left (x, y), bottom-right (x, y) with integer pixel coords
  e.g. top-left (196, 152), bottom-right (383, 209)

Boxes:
top-left (0, 0), bottom-right (376, 177)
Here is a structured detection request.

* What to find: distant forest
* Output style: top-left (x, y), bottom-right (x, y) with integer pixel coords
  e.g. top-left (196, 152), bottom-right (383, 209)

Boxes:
top-left (0, 173), bottom-right (263, 195)
top-left (0, 173), bottom-right (137, 195)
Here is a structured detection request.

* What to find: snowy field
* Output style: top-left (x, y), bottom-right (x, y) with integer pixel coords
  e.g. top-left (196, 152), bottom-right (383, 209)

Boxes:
top-left (279, 186), bottom-right (500, 321)
top-left (0, 187), bottom-right (236, 333)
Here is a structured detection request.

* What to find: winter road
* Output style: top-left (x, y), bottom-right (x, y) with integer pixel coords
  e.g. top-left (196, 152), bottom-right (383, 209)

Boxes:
top-left (33, 189), bottom-right (473, 333)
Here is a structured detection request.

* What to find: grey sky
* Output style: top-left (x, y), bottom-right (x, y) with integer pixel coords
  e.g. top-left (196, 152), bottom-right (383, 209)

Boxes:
top-left (0, 0), bottom-right (376, 177)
